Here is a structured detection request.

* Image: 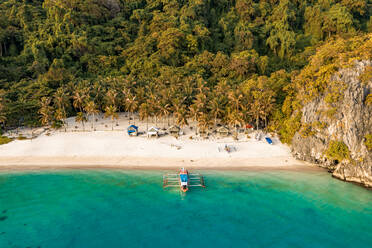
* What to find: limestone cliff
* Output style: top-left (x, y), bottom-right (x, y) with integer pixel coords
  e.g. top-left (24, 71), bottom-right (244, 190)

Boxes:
top-left (291, 60), bottom-right (372, 187)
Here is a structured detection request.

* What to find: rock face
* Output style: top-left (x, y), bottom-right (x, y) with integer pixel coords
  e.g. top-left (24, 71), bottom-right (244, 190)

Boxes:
top-left (291, 60), bottom-right (372, 187)
top-left (99, 0), bottom-right (120, 16)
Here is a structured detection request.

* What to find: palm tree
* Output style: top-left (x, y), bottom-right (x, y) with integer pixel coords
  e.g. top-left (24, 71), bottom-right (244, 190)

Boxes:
top-left (139, 102), bottom-right (150, 131)
top-left (0, 89), bottom-right (6, 131)
top-left (261, 90), bottom-right (276, 128)
top-left (75, 112), bottom-right (87, 131)
top-left (175, 106), bottom-right (188, 129)
top-left (228, 89), bottom-right (244, 115)
top-left (210, 97), bottom-right (223, 127)
top-left (84, 101), bottom-right (99, 130)
top-left (126, 94), bottom-right (138, 125)
top-left (39, 97), bottom-right (53, 126)
top-left (188, 104), bottom-right (199, 135)
top-left (0, 114), bottom-right (6, 132)
top-left (104, 105), bottom-right (118, 130)
top-left (197, 112), bottom-right (213, 136)
top-left (54, 88), bottom-right (69, 131)
top-left (250, 91), bottom-right (264, 130)
top-left (160, 102), bottom-right (170, 129)
top-left (73, 89), bottom-right (86, 113)
top-left (106, 89), bottom-right (118, 108)
top-left (54, 109), bottom-right (65, 129)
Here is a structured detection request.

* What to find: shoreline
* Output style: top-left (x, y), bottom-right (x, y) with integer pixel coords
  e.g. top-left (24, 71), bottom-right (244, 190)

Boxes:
top-left (0, 114), bottom-right (319, 173)
top-left (0, 156), bottom-right (322, 172)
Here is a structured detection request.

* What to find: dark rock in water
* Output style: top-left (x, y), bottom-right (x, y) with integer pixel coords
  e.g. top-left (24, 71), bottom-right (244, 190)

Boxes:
top-left (2, 210), bottom-right (6, 214)
top-left (0, 216), bottom-right (7, 221)
top-left (0, 232), bottom-right (5, 235)
top-left (291, 60), bottom-right (372, 188)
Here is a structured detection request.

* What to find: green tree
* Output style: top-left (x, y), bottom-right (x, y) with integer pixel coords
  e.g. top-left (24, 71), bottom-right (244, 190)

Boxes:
top-left (39, 97), bottom-right (53, 126)
top-left (84, 101), bottom-right (99, 130)
top-left (75, 112), bottom-right (87, 131)
top-left (104, 105), bottom-right (118, 131)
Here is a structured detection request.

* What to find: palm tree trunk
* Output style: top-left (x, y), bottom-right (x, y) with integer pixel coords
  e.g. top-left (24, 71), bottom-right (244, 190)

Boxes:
top-left (256, 114), bottom-right (259, 130)
top-left (91, 114), bottom-right (93, 130)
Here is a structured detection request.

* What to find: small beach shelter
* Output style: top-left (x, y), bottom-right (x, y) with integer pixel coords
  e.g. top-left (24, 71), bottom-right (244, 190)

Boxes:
top-left (198, 128), bottom-right (209, 138)
top-left (168, 125), bottom-right (181, 136)
top-left (217, 126), bottom-right (229, 137)
top-left (127, 125), bottom-right (138, 136)
top-left (147, 126), bottom-right (159, 138)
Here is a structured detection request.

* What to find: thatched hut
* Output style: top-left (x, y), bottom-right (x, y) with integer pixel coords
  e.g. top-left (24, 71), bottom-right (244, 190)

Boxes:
top-left (199, 129), bottom-right (209, 138)
top-left (168, 125), bottom-right (180, 137)
top-left (147, 126), bottom-right (159, 138)
top-left (217, 126), bottom-right (229, 137)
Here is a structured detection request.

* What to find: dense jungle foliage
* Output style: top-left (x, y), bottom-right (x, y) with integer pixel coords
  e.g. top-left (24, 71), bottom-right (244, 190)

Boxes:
top-left (0, 0), bottom-right (371, 142)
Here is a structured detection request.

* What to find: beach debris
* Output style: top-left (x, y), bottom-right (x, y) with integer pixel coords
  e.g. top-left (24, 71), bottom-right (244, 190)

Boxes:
top-left (218, 144), bottom-right (237, 153)
top-left (255, 132), bottom-right (262, 141)
top-left (170, 144), bottom-right (182, 150)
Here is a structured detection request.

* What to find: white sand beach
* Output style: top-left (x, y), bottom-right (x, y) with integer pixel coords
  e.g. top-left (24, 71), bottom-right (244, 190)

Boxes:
top-left (0, 113), bottom-right (309, 170)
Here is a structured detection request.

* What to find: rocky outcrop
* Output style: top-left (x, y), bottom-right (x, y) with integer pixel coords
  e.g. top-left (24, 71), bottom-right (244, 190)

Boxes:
top-left (99, 0), bottom-right (120, 16)
top-left (291, 60), bottom-right (372, 187)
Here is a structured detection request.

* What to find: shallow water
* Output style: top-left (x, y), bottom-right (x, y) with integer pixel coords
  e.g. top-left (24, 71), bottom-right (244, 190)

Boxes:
top-left (0, 169), bottom-right (371, 248)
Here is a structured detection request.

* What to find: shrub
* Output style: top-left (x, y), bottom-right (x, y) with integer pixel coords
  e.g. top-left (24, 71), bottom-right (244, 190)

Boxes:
top-left (324, 107), bottom-right (337, 118)
top-left (325, 141), bottom-right (350, 162)
top-left (313, 121), bottom-right (327, 130)
top-left (52, 121), bottom-right (63, 129)
top-left (359, 66), bottom-right (372, 85)
top-left (279, 112), bottom-right (302, 144)
top-left (364, 134), bottom-right (372, 151)
top-left (365, 94), bottom-right (372, 106)
top-left (299, 123), bottom-right (316, 138)
top-left (0, 136), bottom-right (13, 145)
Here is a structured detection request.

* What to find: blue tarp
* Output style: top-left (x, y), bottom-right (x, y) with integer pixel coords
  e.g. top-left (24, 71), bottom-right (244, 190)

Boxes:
top-left (180, 174), bottom-right (188, 182)
top-left (265, 137), bottom-right (273, 145)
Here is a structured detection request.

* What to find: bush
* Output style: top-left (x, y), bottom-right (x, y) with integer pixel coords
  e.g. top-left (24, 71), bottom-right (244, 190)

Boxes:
top-left (0, 136), bottom-right (13, 145)
top-left (364, 134), bottom-right (372, 151)
top-left (365, 94), bottom-right (372, 105)
top-left (325, 141), bottom-right (350, 162)
top-left (279, 112), bottom-right (302, 144)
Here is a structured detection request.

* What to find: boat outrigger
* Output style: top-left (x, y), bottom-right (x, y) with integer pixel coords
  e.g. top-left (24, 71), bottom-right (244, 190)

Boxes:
top-left (163, 168), bottom-right (205, 192)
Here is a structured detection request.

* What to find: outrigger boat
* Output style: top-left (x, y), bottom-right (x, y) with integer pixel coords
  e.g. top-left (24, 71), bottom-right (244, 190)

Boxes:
top-left (179, 167), bottom-right (189, 192)
top-left (163, 168), bottom-right (205, 192)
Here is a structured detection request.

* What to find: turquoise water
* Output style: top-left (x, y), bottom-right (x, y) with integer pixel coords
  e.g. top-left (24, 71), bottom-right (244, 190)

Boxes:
top-left (0, 169), bottom-right (371, 248)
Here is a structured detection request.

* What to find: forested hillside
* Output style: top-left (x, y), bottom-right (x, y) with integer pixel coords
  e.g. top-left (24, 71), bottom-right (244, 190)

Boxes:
top-left (0, 0), bottom-right (371, 137)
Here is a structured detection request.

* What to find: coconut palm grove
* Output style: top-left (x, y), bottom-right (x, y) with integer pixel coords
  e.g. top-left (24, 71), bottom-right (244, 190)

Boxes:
top-left (0, 0), bottom-right (371, 143)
